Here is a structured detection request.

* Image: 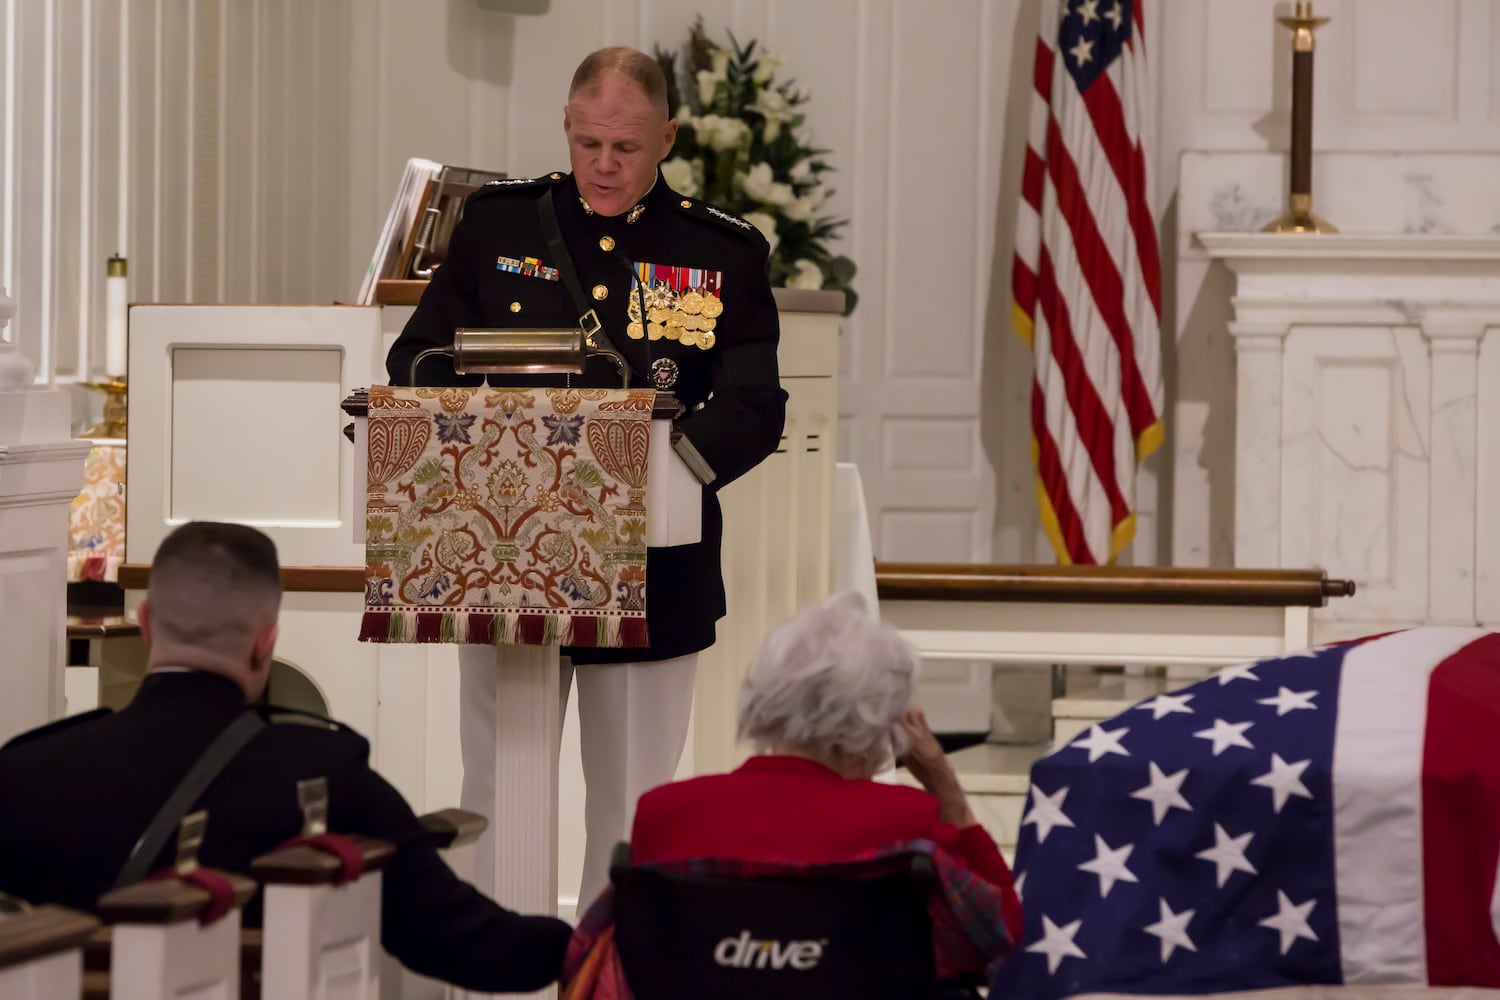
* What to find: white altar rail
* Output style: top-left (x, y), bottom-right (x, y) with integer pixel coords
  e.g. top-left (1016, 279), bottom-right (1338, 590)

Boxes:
top-left (876, 563), bottom-right (1356, 671)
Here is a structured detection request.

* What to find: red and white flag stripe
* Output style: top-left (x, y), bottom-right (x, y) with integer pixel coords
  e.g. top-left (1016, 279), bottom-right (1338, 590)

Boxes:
top-left (1333, 628), bottom-right (1500, 984)
top-left (1012, 0), bottom-right (1164, 565)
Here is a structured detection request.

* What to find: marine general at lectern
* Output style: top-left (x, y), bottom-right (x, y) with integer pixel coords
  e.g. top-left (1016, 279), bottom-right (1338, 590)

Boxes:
top-left (386, 45), bottom-right (788, 906)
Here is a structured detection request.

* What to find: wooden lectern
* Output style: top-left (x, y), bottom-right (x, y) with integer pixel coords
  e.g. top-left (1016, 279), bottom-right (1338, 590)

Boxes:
top-left (343, 384), bottom-right (704, 920)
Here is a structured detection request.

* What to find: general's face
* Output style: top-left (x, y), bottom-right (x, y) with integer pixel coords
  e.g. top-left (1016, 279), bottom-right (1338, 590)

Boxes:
top-left (564, 73), bottom-right (677, 218)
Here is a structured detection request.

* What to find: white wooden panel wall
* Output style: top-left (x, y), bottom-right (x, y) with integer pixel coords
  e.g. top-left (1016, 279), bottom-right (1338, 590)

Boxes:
top-left (1159, 0), bottom-right (1500, 568)
top-left (346, 0), bottom-right (1037, 565)
top-left (1, 0), bottom-right (130, 382)
top-left (0, 0), bottom-right (352, 397)
top-left (10, 0), bottom-right (1497, 565)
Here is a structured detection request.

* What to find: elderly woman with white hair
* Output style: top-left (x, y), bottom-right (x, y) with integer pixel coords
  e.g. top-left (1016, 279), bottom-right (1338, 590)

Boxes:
top-left (629, 592), bottom-right (1023, 948)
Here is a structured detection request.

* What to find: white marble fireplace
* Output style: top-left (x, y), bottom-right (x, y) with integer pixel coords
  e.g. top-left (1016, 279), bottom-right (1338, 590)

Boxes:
top-left (1200, 233), bottom-right (1500, 640)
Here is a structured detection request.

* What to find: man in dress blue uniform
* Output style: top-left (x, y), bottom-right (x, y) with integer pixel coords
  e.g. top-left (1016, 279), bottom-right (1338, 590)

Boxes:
top-left (0, 522), bottom-right (572, 994)
top-left (386, 46), bottom-right (787, 907)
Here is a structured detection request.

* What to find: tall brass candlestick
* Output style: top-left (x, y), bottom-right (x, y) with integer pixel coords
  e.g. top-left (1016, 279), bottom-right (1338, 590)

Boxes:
top-left (1264, 1), bottom-right (1337, 233)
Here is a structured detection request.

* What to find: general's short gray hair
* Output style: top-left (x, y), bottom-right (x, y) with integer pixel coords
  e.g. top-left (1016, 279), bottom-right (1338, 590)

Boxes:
top-left (568, 46), bottom-right (670, 116)
top-left (736, 593), bottom-right (918, 764)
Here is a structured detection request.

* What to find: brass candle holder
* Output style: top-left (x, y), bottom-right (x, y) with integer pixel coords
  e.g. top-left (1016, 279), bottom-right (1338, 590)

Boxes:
top-left (1264, 1), bottom-right (1337, 233)
top-left (80, 376), bottom-right (128, 440)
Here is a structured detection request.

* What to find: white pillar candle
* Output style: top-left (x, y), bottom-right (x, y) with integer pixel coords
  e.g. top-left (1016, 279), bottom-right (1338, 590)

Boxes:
top-left (104, 255), bottom-right (128, 377)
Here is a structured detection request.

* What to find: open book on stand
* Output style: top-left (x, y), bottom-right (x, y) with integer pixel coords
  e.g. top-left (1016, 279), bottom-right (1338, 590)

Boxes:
top-left (356, 160), bottom-right (506, 304)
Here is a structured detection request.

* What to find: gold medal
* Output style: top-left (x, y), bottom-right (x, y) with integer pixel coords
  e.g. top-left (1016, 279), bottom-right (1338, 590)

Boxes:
top-left (699, 330), bottom-right (717, 349)
top-left (647, 321), bottom-right (667, 340)
top-left (701, 295), bottom-right (724, 319)
top-left (700, 317), bottom-right (717, 332)
top-left (648, 307), bottom-right (667, 325)
top-left (680, 291), bottom-right (705, 316)
top-left (627, 321), bottom-right (645, 340)
top-left (681, 314), bottom-right (702, 332)
top-left (664, 319), bottom-right (683, 341)
top-left (680, 328), bottom-right (699, 347)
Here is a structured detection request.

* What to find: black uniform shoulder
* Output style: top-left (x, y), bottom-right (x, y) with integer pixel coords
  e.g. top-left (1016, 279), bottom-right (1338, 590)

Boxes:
top-left (674, 197), bottom-right (771, 255)
top-left (253, 704), bottom-right (371, 765)
top-left (0, 708), bottom-right (113, 752)
top-left (467, 171), bottom-right (568, 209)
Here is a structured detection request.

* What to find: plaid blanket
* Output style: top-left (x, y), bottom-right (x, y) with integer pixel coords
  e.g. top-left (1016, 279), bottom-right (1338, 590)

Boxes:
top-left (560, 839), bottom-right (1016, 1000)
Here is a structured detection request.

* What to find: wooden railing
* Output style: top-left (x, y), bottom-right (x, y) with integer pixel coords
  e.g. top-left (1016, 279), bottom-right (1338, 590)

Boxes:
top-left (875, 563), bottom-right (1355, 608)
top-left (118, 563), bottom-right (1359, 607)
top-left (118, 565), bottom-right (363, 593)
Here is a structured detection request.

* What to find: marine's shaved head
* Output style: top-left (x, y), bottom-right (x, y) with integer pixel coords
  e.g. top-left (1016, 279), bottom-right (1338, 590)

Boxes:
top-left (139, 521), bottom-right (282, 699)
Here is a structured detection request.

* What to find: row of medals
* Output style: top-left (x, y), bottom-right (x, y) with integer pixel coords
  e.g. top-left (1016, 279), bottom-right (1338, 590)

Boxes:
top-left (626, 284), bottom-right (722, 349)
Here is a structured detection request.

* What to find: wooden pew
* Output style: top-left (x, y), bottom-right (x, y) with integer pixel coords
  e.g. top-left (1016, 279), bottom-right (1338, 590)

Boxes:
top-left (0, 904), bottom-right (99, 998)
top-left (249, 799), bottom-right (489, 1000)
top-left (420, 807), bottom-right (488, 884)
top-left (251, 837), bottom-right (394, 998)
top-left (94, 871), bottom-right (256, 1000)
top-left (77, 808), bottom-right (487, 1000)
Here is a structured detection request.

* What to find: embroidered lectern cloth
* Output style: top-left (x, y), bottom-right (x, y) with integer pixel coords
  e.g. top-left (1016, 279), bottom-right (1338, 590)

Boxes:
top-left (360, 386), bottom-right (655, 647)
top-left (68, 443), bottom-right (126, 583)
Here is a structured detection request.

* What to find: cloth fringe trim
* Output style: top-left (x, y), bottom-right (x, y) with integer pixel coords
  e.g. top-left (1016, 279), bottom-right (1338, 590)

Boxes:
top-left (359, 609), bottom-right (649, 648)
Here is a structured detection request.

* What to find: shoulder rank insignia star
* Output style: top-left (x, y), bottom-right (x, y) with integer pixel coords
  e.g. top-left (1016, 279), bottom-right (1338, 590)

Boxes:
top-left (679, 199), bottom-right (765, 247)
top-left (476, 173), bottom-right (566, 198)
top-left (705, 205), bottom-right (754, 231)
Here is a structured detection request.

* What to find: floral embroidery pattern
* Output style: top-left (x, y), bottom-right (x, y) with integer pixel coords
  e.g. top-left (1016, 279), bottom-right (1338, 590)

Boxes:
top-left (68, 444), bottom-right (126, 582)
top-left (361, 386), bottom-right (656, 647)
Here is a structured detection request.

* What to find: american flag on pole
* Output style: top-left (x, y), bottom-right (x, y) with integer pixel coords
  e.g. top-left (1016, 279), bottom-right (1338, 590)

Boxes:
top-left (990, 629), bottom-right (1500, 998)
top-left (1012, 0), bottom-right (1164, 565)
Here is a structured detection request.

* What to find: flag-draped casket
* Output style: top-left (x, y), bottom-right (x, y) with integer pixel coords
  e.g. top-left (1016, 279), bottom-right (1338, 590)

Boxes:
top-left (995, 628), bottom-right (1500, 997)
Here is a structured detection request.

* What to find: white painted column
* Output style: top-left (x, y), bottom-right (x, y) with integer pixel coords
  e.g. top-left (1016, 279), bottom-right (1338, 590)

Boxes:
top-left (0, 290), bottom-right (91, 745)
top-left (1228, 321), bottom-right (1288, 569)
top-left (462, 647), bottom-right (562, 921)
top-left (464, 648), bottom-right (560, 1000)
top-left (1423, 319), bottom-right (1483, 625)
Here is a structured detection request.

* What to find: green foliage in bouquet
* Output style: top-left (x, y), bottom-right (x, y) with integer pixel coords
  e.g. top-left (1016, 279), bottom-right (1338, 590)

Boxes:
top-left (655, 19), bottom-right (857, 314)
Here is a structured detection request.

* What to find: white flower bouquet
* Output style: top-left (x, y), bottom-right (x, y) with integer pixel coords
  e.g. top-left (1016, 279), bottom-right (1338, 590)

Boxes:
top-left (656, 19), bottom-right (857, 313)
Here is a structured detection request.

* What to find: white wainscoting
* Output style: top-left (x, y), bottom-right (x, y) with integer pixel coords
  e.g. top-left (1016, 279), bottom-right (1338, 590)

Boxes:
top-left (1158, 0), bottom-right (1500, 569)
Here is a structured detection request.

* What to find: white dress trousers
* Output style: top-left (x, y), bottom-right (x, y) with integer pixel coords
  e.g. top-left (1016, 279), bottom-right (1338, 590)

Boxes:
top-left (457, 646), bottom-right (698, 912)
